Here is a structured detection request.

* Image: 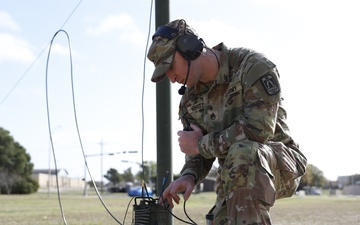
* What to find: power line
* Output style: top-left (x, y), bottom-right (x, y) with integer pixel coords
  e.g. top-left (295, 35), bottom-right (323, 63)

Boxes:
top-left (0, 0), bottom-right (84, 108)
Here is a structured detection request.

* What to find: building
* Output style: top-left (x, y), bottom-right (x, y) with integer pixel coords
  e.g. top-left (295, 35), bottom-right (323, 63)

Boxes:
top-left (32, 169), bottom-right (85, 190)
top-left (195, 176), bottom-right (216, 192)
top-left (337, 174), bottom-right (360, 195)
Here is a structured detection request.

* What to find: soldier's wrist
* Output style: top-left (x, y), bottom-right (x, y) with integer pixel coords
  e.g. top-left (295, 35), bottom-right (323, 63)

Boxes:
top-left (181, 173), bottom-right (197, 184)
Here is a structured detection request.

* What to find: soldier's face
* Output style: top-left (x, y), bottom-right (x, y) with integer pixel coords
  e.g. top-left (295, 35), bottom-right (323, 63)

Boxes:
top-left (166, 51), bottom-right (199, 88)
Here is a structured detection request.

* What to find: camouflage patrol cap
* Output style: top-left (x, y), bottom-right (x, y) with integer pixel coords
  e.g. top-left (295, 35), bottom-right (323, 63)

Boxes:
top-left (147, 19), bottom-right (198, 82)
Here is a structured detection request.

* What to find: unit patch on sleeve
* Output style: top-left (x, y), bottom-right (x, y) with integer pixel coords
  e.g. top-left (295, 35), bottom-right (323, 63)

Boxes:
top-left (260, 74), bottom-right (280, 95)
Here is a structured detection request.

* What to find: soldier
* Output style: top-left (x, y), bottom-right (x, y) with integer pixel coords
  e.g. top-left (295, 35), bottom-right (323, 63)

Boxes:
top-left (147, 19), bottom-right (307, 225)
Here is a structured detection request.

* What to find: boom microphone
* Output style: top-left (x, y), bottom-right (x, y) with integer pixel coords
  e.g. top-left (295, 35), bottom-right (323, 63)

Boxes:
top-left (178, 60), bottom-right (191, 96)
top-left (178, 85), bottom-right (186, 95)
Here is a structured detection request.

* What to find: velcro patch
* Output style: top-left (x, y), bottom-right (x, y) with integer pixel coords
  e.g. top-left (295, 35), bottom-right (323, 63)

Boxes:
top-left (260, 74), bottom-right (280, 95)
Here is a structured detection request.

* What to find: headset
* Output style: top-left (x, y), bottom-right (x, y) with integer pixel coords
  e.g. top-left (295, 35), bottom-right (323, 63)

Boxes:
top-left (176, 33), bottom-right (204, 61)
top-left (153, 20), bottom-right (204, 60)
top-left (153, 20), bottom-right (204, 95)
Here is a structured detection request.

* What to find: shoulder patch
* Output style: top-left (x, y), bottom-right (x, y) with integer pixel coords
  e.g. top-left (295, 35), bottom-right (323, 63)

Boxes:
top-left (260, 74), bottom-right (280, 95)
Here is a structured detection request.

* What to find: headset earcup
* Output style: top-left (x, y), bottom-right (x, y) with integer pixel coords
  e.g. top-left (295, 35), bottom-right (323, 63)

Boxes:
top-left (176, 34), bottom-right (204, 60)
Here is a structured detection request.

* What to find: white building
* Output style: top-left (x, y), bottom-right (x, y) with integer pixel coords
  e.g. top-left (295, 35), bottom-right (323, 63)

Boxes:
top-left (32, 169), bottom-right (85, 190)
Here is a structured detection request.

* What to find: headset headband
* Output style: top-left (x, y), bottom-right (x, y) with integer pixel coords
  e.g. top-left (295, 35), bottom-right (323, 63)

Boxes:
top-left (152, 26), bottom-right (179, 40)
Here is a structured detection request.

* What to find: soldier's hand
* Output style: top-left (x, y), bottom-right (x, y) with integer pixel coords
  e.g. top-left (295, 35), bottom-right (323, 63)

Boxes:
top-left (160, 175), bottom-right (195, 208)
top-left (177, 124), bottom-right (203, 155)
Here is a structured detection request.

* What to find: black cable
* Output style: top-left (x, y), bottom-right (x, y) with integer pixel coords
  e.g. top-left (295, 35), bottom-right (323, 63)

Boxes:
top-left (123, 196), bottom-right (136, 225)
top-left (165, 206), bottom-right (196, 225)
top-left (205, 46), bottom-right (220, 69)
top-left (178, 60), bottom-right (191, 95)
top-left (158, 171), bottom-right (169, 203)
top-left (158, 171), bottom-right (197, 225)
top-left (183, 200), bottom-right (197, 224)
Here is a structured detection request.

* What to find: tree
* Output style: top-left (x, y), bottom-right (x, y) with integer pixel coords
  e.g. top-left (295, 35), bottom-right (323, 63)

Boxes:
top-left (0, 127), bottom-right (39, 194)
top-left (299, 164), bottom-right (327, 188)
top-left (122, 167), bottom-right (134, 182)
top-left (135, 161), bottom-right (156, 184)
top-left (104, 168), bottom-right (122, 187)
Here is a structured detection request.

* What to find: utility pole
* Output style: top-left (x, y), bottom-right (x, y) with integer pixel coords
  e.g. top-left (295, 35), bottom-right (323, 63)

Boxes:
top-left (99, 138), bottom-right (104, 194)
top-left (83, 150), bottom-right (138, 196)
top-left (155, 0), bottom-right (172, 224)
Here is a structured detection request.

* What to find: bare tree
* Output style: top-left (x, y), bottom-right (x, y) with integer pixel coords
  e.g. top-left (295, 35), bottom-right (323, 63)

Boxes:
top-left (0, 170), bottom-right (19, 194)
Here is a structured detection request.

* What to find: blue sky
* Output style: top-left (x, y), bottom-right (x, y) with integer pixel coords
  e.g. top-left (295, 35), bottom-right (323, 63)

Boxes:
top-left (1, 0), bottom-right (359, 182)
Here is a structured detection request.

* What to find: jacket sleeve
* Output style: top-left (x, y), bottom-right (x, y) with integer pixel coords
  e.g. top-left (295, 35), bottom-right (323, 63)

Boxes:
top-left (180, 154), bottom-right (215, 185)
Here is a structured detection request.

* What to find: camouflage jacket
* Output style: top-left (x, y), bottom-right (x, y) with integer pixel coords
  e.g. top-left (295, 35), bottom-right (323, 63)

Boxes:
top-left (179, 43), bottom-right (299, 184)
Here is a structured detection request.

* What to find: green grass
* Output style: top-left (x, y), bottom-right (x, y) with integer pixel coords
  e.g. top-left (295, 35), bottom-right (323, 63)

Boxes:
top-left (271, 195), bottom-right (360, 225)
top-left (1, 190), bottom-right (360, 225)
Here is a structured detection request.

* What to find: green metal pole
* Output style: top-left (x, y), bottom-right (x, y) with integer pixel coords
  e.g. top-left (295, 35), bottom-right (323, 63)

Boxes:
top-left (155, 1), bottom-right (173, 224)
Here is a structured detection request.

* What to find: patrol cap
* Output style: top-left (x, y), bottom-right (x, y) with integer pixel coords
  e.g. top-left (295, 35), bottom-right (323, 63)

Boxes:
top-left (147, 19), bottom-right (198, 82)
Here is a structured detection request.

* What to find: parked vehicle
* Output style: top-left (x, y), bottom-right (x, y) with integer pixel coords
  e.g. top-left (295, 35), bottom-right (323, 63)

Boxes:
top-left (128, 186), bottom-right (153, 197)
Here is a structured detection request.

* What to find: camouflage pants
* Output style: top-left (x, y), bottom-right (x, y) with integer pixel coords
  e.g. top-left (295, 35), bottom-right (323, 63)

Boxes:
top-left (213, 140), bottom-right (277, 225)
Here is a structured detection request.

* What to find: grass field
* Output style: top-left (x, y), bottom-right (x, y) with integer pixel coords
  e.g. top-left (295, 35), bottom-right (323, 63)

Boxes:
top-left (1, 190), bottom-right (360, 225)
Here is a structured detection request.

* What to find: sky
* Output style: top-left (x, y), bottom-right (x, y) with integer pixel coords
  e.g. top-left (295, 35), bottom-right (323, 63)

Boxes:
top-left (1, 0), bottom-right (359, 182)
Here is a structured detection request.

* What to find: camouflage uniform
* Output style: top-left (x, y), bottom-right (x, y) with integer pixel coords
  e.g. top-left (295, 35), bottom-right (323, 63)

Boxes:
top-left (147, 19), bottom-right (307, 225)
top-left (178, 43), bottom-right (307, 225)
